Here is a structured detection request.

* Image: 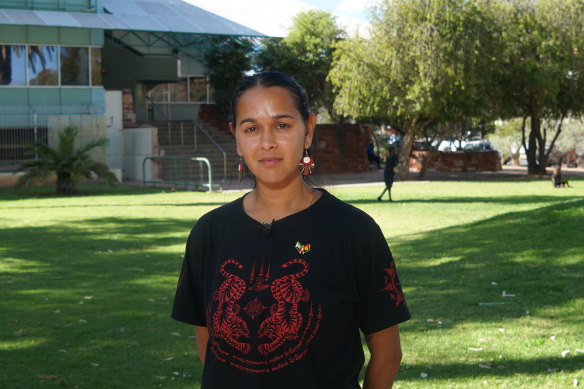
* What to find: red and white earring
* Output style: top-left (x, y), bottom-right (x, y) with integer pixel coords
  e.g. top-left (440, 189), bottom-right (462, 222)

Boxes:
top-left (237, 157), bottom-right (244, 182)
top-left (299, 149), bottom-right (315, 176)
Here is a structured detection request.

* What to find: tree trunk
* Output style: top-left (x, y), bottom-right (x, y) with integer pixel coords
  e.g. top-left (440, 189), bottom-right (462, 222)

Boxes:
top-left (396, 122), bottom-right (417, 181)
top-left (544, 116), bottom-right (565, 162)
top-left (417, 150), bottom-right (433, 180)
top-left (526, 115), bottom-right (547, 175)
top-left (57, 172), bottom-right (75, 194)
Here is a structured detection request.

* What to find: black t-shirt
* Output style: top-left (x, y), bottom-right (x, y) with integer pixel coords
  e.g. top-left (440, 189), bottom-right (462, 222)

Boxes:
top-left (172, 189), bottom-right (411, 389)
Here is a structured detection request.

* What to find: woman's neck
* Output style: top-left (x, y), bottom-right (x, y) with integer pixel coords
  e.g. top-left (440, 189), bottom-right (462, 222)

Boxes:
top-left (244, 176), bottom-right (319, 224)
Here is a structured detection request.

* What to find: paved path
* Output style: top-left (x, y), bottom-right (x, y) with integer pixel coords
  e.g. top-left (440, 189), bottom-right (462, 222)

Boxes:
top-left (219, 165), bottom-right (584, 192)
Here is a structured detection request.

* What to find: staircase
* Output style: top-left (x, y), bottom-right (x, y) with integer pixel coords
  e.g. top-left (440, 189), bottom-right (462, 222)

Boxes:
top-left (142, 119), bottom-right (239, 188)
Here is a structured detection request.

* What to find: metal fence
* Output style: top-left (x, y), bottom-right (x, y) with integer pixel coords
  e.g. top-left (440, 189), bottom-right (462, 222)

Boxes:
top-left (0, 114), bottom-right (48, 172)
top-left (0, 107), bottom-right (104, 172)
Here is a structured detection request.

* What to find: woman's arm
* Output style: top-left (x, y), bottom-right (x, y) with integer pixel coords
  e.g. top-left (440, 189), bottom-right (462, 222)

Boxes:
top-left (195, 326), bottom-right (209, 364)
top-left (363, 325), bottom-right (403, 389)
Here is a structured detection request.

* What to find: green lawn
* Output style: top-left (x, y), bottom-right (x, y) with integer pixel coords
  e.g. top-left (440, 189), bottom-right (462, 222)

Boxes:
top-left (1, 179), bottom-right (583, 388)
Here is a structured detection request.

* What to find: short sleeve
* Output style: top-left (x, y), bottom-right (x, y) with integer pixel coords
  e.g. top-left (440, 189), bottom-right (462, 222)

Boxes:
top-left (354, 222), bottom-right (411, 334)
top-left (171, 221), bottom-right (207, 326)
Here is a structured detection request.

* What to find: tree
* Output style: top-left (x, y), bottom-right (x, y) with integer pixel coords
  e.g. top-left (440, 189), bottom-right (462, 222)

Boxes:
top-left (330, 0), bottom-right (500, 179)
top-left (488, 119), bottom-right (525, 165)
top-left (203, 36), bottom-right (254, 104)
top-left (255, 10), bottom-right (346, 122)
top-left (16, 126), bottom-right (117, 194)
top-left (494, 0), bottom-right (584, 174)
top-left (553, 118), bottom-right (584, 157)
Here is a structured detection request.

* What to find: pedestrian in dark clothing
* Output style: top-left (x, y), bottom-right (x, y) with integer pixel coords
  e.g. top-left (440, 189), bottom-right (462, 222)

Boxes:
top-left (367, 142), bottom-right (382, 169)
top-left (378, 147), bottom-right (398, 201)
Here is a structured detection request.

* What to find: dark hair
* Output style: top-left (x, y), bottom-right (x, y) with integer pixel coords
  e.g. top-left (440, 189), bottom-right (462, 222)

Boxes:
top-left (230, 71), bottom-right (310, 125)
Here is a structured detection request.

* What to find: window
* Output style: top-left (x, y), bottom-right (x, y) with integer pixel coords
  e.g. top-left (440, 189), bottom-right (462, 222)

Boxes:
top-left (189, 77), bottom-right (207, 102)
top-left (169, 79), bottom-right (188, 102)
top-left (0, 45), bottom-right (26, 86)
top-left (91, 48), bottom-right (102, 86)
top-left (149, 83), bottom-right (169, 102)
top-left (148, 76), bottom-right (212, 103)
top-left (28, 46), bottom-right (58, 86)
top-left (0, 45), bottom-right (102, 87)
top-left (60, 47), bottom-right (89, 86)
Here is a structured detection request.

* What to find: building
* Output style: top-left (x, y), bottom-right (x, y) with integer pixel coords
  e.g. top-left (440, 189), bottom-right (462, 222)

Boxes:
top-left (0, 0), bottom-right (262, 186)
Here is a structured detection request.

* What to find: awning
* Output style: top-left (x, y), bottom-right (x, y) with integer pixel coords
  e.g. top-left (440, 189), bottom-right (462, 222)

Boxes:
top-left (0, 0), bottom-right (264, 37)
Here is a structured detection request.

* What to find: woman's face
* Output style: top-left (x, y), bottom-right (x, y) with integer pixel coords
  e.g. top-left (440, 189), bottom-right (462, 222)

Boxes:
top-left (230, 86), bottom-right (316, 187)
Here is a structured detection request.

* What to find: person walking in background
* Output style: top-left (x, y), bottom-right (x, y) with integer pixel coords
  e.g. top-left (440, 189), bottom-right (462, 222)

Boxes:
top-left (378, 147), bottom-right (399, 202)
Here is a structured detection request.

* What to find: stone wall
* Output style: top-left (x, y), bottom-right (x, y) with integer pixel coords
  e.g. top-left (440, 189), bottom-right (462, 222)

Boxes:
top-left (312, 124), bottom-right (371, 174)
top-left (410, 150), bottom-right (502, 172)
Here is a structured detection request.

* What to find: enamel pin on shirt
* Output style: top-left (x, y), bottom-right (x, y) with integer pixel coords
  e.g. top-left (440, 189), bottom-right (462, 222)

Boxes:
top-left (295, 241), bottom-right (311, 254)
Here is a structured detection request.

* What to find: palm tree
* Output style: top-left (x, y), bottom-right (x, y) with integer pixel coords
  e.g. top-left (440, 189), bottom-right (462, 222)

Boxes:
top-left (16, 126), bottom-right (117, 194)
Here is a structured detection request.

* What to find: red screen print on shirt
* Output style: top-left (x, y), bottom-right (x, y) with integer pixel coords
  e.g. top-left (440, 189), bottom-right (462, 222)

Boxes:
top-left (207, 258), bottom-right (322, 373)
top-left (211, 259), bottom-right (251, 354)
top-left (382, 259), bottom-right (405, 307)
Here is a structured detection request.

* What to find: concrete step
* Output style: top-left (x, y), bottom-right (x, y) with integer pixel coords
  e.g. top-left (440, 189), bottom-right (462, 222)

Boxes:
top-left (140, 119), bottom-right (240, 182)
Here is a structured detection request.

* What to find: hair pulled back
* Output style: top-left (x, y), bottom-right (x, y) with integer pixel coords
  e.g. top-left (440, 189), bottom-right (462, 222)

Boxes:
top-left (230, 71), bottom-right (310, 126)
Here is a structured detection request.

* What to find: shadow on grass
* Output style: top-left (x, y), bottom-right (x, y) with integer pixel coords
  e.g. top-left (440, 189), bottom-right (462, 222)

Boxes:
top-left (393, 199), bottom-right (584, 329)
top-left (0, 184), bottom-right (196, 201)
top-left (0, 217), bottom-right (201, 388)
top-left (2, 201), bottom-right (583, 387)
top-left (399, 355), bottom-right (584, 381)
top-left (1, 202), bottom-right (230, 210)
top-left (347, 194), bottom-right (584, 205)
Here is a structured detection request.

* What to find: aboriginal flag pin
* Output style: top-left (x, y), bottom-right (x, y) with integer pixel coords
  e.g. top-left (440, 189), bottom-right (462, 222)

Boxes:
top-left (295, 241), bottom-right (311, 254)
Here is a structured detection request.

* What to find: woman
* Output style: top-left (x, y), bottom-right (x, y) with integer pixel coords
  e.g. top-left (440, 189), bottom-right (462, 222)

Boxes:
top-left (172, 71), bottom-right (410, 389)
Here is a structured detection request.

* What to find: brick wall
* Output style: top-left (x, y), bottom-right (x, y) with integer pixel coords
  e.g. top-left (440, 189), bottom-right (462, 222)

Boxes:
top-left (197, 104), bottom-right (373, 175)
top-left (312, 124), bottom-right (371, 174)
top-left (410, 150), bottom-right (502, 172)
top-left (197, 104), bottom-right (231, 134)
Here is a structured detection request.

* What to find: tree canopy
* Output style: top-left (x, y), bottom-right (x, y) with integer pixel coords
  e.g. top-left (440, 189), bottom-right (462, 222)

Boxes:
top-left (493, 0), bottom-right (584, 173)
top-left (328, 0), bottom-right (584, 175)
top-left (255, 10), bottom-right (346, 122)
top-left (203, 36), bottom-right (254, 105)
top-left (330, 0), bottom-right (500, 178)
top-left (200, 0), bottom-right (584, 175)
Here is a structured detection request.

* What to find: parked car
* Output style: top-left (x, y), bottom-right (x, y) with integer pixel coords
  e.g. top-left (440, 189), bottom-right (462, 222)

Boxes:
top-left (462, 140), bottom-right (494, 151)
top-left (437, 140), bottom-right (459, 152)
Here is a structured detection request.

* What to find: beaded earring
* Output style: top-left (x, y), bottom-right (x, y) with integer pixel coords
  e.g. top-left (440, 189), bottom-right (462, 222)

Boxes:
top-left (298, 149), bottom-right (315, 176)
top-left (238, 157), bottom-right (244, 182)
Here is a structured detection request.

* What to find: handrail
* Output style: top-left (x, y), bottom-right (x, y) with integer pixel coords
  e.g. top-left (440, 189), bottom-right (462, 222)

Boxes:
top-left (145, 96), bottom-right (171, 121)
top-left (142, 156), bottom-right (213, 191)
top-left (191, 120), bottom-right (228, 180)
top-left (142, 100), bottom-right (229, 180)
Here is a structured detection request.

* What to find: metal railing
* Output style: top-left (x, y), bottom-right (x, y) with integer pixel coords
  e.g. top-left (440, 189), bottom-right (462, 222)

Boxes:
top-left (146, 95), bottom-right (171, 121)
top-left (192, 120), bottom-right (227, 180)
top-left (142, 156), bottom-right (213, 191)
top-left (145, 97), bottom-right (228, 180)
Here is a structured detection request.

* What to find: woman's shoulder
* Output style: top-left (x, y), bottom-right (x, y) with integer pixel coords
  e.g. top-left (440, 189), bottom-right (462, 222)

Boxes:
top-left (190, 196), bottom-right (243, 233)
top-left (317, 189), bottom-right (380, 231)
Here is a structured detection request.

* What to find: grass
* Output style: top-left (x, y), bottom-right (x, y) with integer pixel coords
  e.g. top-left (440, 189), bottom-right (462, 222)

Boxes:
top-left (1, 179), bottom-right (583, 388)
